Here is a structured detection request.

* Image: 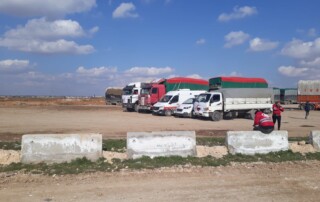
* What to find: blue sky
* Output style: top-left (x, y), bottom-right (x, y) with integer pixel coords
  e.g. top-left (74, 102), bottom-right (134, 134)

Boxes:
top-left (0, 0), bottom-right (320, 96)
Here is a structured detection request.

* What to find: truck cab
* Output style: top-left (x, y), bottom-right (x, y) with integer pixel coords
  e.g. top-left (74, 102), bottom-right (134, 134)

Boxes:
top-left (193, 92), bottom-right (223, 120)
top-left (122, 82), bottom-right (142, 112)
top-left (138, 83), bottom-right (166, 111)
top-left (152, 89), bottom-right (206, 116)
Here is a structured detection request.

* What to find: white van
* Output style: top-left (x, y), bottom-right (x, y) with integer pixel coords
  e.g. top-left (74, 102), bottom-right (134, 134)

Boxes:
top-left (152, 89), bottom-right (206, 116)
top-left (174, 97), bottom-right (196, 118)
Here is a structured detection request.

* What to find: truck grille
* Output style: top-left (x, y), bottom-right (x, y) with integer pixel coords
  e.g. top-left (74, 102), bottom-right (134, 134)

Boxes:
top-left (177, 109), bottom-right (183, 112)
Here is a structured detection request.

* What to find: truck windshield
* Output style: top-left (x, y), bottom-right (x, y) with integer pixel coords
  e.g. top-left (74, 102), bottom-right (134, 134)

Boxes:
top-left (197, 94), bottom-right (211, 103)
top-left (159, 95), bottom-right (172, 102)
top-left (123, 90), bottom-right (132, 95)
top-left (141, 88), bottom-right (149, 94)
top-left (183, 98), bottom-right (194, 104)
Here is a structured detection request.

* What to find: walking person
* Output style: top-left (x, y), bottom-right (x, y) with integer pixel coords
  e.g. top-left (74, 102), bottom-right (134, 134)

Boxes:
top-left (253, 110), bottom-right (274, 134)
top-left (305, 101), bottom-right (311, 119)
top-left (272, 101), bottom-right (284, 130)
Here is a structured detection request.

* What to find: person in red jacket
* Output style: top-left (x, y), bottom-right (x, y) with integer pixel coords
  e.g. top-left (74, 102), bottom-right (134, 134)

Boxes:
top-left (253, 110), bottom-right (274, 134)
top-left (272, 101), bottom-right (284, 130)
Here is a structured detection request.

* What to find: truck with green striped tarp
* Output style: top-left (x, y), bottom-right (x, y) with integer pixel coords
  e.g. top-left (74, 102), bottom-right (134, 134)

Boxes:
top-left (194, 77), bottom-right (273, 121)
top-left (209, 77), bottom-right (268, 90)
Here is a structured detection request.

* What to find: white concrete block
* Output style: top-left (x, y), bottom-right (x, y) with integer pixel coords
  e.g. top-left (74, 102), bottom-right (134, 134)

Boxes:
top-left (309, 131), bottom-right (320, 151)
top-left (127, 131), bottom-right (196, 159)
top-left (21, 134), bottom-right (102, 164)
top-left (226, 131), bottom-right (289, 155)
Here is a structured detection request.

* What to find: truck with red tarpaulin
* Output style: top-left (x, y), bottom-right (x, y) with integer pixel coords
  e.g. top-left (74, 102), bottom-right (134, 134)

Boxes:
top-left (138, 77), bottom-right (208, 112)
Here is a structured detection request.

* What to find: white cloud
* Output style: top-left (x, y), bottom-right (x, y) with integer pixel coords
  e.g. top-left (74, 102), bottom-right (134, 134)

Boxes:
top-left (0, 0), bottom-right (96, 18)
top-left (0, 59), bottom-right (31, 73)
top-left (125, 66), bottom-right (174, 76)
top-left (0, 18), bottom-right (96, 54)
top-left (186, 74), bottom-right (202, 79)
top-left (196, 38), bottom-right (206, 45)
top-left (112, 2), bottom-right (138, 19)
top-left (229, 71), bottom-right (242, 76)
top-left (0, 38), bottom-right (94, 54)
top-left (249, 37), bottom-right (279, 51)
top-left (218, 6), bottom-right (257, 22)
top-left (281, 38), bottom-right (320, 59)
top-left (308, 28), bottom-right (317, 37)
top-left (224, 31), bottom-right (250, 48)
top-left (278, 66), bottom-right (308, 77)
top-left (300, 57), bottom-right (320, 67)
top-left (76, 66), bottom-right (117, 77)
top-left (4, 18), bottom-right (86, 40)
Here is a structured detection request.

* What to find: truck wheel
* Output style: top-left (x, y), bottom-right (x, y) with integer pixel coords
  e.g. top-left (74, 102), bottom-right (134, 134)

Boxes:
top-left (263, 109), bottom-right (271, 114)
top-left (165, 110), bottom-right (172, 116)
top-left (248, 110), bottom-right (255, 120)
top-left (211, 111), bottom-right (222, 121)
top-left (310, 104), bottom-right (315, 110)
top-left (134, 104), bottom-right (139, 112)
top-left (299, 104), bottom-right (305, 110)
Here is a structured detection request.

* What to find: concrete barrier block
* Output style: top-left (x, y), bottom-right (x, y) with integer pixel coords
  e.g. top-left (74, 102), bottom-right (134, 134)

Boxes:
top-left (21, 134), bottom-right (102, 164)
top-left (309, 131), bottom-right (320, 151)
top-left (127, 131), bottom-right (196, 159)
top-left (226, 131), bottom-right (288, 155)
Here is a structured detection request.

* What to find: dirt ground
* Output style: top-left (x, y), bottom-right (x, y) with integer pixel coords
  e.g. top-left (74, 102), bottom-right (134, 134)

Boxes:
top-left (0, 97), bottom-right (320, 201)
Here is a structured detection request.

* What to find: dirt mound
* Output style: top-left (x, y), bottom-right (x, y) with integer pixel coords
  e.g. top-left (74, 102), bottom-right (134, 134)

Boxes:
top-left (289, 141), bottom-right (316, 154)
top-left (0, 149), bottom-right (20, 165)
top-left (196, 146), bottom-right (228, 158)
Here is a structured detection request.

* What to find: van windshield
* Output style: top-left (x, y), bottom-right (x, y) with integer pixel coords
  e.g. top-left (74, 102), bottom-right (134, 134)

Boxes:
top-left (183, 98), bottom-right (194, 104)
top-left (197, 94), bottom-right (211, 103)
top-left (159, 95), bottom-right (172, 102)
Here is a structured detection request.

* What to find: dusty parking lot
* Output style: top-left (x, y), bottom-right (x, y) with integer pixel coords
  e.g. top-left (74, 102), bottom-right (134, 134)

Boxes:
top-left (0, 100), bottom-right (318, 140)
top-left (0, 97), bottom-right (320, 201)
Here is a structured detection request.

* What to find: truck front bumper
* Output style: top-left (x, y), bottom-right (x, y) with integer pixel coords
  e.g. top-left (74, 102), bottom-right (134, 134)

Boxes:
top-left (139, 105), bottom-right (151, 111)
top-left (194, 111), bottom-right (210, 118)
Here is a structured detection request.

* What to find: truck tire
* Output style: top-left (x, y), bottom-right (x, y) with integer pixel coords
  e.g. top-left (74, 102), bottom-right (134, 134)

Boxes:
top-left (263, 109), bottom-right (271, 114)
top-left (249, 110), bottom-right (255, 120)
top-left (211, 111), bottom-right (222, 121)
top-left (164, 110), bottom-right (172, 116)
top-left (310, 104), bottom-right (315, 110)
top-left (299, 104), bottom-right (305, 110)
top-left (134, 104), bottom-right (139, 112)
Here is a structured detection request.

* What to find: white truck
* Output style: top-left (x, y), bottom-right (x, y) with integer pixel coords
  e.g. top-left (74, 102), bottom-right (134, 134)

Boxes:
top-left (193, 88), bottom-right (273, 121)
top-left (152, 89), bottom-right (206, 116)
top-left (122, 82), bottom-right (143, 112)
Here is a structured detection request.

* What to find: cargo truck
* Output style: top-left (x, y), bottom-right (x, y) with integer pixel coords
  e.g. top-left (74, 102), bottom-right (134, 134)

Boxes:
top-left (138, 77), bottom-right (208, 112)
top-left (193, 77), bottom-right (273, 121)
top-left (122, 82), bottom-right (145, 112)
top-left (273, 87), bottom-right (280, 103)
top-left (105, 87), bottom-right (122, 105)
top-left (298, 80), bottom-right (320, 110)
top-left (280, 88), bottom-right (297, 104)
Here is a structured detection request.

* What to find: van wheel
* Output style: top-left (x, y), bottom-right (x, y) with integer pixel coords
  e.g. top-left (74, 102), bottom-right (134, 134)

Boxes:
top-left (190, 110), bottom-right (195, 118)
top-left (211, 111), bottom-right (222, 121)
top-left (165, 110), bottom-right (172, 116)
